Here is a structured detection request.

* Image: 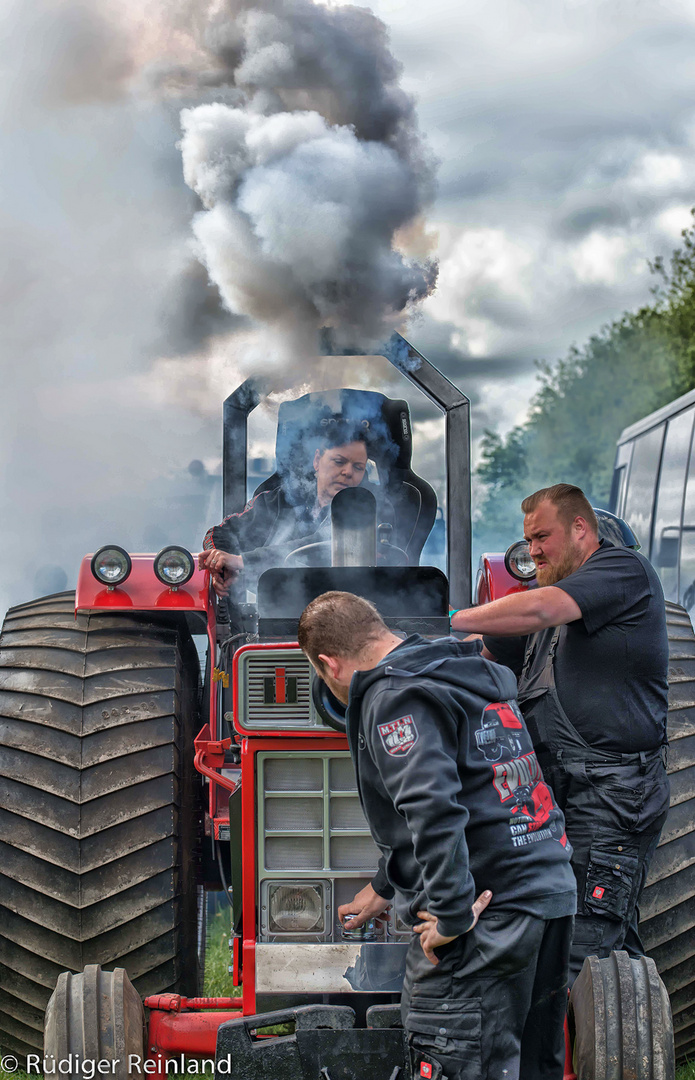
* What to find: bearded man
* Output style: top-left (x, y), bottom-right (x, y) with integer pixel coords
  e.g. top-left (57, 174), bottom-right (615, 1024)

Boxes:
top-left (451, 483), bottom-right (670, 979)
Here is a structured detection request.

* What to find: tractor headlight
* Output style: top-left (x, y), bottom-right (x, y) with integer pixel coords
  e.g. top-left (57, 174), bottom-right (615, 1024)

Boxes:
top-left (504, 540), bottom-right (536, 581)
top-left (91, 546), bottom-right (132, 587)
top-left (153, 546), bottom-right (194, 588)
top-left (267, 883), bottom-right (325, 933)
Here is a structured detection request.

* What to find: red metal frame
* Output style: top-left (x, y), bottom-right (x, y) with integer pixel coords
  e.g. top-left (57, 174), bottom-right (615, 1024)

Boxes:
top-left (239, 733), bottom-right (348, 1015)
top-left (144, 994), bottom-right (242, 1075)
top-left (563, 1017), bottom-right (577, 1080)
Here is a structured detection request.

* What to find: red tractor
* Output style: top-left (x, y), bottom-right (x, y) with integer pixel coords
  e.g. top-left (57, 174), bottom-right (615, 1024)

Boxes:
top-left (0, 337), bottom-right (691, 1079)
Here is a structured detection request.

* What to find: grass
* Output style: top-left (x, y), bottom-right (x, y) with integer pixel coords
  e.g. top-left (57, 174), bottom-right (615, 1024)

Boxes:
top-left (203, 904), bottom-right (238, 998)
top-left (1, 915), bottom-right (693, 1079)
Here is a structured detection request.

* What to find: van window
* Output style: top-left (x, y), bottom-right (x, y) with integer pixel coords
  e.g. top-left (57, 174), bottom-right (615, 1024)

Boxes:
top-left (622, 424), bottom-right (665, 553)
top-left (679, 431), bottom-right (695, 616)
top-left (651, 408), bottom-right (694, 601)
top-left (610, 441), bottom-right (633, 516)
top-left (609, 465), bottom-right (627, 517)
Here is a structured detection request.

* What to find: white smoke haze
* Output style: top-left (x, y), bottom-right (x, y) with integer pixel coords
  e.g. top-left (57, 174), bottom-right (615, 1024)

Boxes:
top-left (0, 0), bottom-right (441, 620)
top-left (0, 0), bottom-right (228, 618)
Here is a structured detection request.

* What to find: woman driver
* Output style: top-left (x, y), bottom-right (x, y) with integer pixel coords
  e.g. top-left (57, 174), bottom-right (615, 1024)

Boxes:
top-left (199, 424), bottom-right (391, 596)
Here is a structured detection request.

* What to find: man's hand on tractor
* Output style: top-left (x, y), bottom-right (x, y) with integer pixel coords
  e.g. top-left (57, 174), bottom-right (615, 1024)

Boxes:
top-left (414, 889), bottom-right (493, 966)
top-left (197, 549), bottom-right (244, 597)
top-left (338, 883), bottom-right (391, 931)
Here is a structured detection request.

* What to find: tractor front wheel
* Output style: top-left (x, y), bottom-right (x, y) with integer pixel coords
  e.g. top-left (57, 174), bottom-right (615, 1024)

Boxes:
top-left (569, 950), bottom-right (674, 1080)
top-left (43, 965), bottom-right (147, 1080)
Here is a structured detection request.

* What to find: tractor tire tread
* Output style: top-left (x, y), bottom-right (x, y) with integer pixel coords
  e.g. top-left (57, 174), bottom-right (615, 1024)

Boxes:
top-left (0, 593), bottom-right (202, 1062)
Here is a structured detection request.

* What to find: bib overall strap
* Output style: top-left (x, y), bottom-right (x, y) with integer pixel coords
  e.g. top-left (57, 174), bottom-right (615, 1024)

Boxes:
top-left (520, 625), bottom-right (562, 696)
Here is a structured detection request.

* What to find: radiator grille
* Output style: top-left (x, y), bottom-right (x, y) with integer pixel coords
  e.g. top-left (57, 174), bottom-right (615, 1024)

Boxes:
top-left (265, 836), bottom-right (324, 871)
top-left (258, 752), bottom-right (380, 874)
top-left (330, 798), bottom-right (370, 831)
top-left (330, 835), bottom-right (381, 870)
top-left (265, 797), bottom-right (323, 831)
top-left (265, 757), bottom-right (323, 792)
top-left (236, 648), bottom-right (334, 730)
top-left (329, 757), bottom-right (358, 791)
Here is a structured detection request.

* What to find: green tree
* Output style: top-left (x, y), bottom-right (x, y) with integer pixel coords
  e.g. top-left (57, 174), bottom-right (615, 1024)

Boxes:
top-left (473, 217), bottom-right (695, 554)
top-left (651, 208), bottom-right (695, 390)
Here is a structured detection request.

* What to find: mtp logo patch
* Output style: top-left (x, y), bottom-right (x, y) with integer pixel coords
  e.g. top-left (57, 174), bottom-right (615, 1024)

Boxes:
top-left (377, 715), bottom-right (419, 756)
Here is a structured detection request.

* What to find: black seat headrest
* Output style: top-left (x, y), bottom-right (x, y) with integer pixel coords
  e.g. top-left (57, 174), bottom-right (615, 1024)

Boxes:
top-left (253, 388), bottom-right (437, 564)
top-left (275, 389), bottom-right (413, 479)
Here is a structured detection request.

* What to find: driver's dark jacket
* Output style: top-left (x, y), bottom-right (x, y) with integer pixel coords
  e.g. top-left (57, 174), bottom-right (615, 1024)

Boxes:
top-left (203, 482), bottom-right (394, 582)
top-left (347, 635), bottom-right (576, 938)
top-left (203, 487), bottom-right (330, 580)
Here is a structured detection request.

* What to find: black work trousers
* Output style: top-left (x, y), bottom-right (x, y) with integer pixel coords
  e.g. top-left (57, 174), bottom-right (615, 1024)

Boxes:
top-left (539, 750), bottom-right (669, 981)
top-left (518, 625), bottom-right (670, 982)
top-left (400, 912), bottom-right (573, 1080)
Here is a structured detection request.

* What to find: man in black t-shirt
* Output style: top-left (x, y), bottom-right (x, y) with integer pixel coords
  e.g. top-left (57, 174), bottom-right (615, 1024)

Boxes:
top-left (451, 483), bottom-right (670, 979)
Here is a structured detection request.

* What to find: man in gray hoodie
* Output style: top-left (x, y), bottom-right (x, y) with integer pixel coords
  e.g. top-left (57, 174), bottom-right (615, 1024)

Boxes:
top-left (298, 591), bottom-right (577, 1080)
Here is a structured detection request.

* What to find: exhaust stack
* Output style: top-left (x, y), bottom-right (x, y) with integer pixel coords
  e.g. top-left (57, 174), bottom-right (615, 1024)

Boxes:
top-left (331, 488), bottom-right (377, 567)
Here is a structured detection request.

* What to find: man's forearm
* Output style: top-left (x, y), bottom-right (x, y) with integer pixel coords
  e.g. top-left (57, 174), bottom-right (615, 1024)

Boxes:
top-left (451, 586), bottom-right (581, 635)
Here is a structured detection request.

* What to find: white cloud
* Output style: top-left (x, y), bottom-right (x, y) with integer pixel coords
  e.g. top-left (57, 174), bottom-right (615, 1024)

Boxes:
top-left (656, 203), bottom-right (693, 239)
top-left (572, 231), bottom-right (631, 286)
top-left (425, 227), bottom-right (534, 355)
top-left (372, 0), bottom-right (695, 375)
top-left (629, 152), bottom-right (686, 192)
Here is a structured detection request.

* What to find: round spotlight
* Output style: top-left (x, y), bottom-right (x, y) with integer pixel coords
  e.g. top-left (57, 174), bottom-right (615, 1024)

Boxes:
top-left (504, 540), bottom-right (536, 582)
top-left (91, 546), bottom-right (132, 587)
top-left (154, 546), bottom-right (195, 588)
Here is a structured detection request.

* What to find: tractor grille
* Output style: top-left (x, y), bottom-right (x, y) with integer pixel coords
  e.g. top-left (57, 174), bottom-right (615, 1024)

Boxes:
top-left (265, 836), bottom-right (324, 871)
top-left (258, 751), bottom-right (381, 941)
top-left (265, 757), bottom-right (323, 792)
top-left (236, 647), bottom-right (333, 731)
top-left (259, 751), bottom-right (379, 874)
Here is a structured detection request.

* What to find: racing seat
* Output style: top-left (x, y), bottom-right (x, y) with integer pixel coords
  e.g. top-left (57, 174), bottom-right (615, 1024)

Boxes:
top-left (252, 389), bottom-right (437, 564)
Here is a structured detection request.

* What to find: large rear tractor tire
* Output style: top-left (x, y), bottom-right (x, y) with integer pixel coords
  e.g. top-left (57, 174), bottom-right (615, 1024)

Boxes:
top-left (640, 601), bottom-right (695, 1061)
top-left (0, 592), bottom-right (203, 1060)
top-left (569, 951), bottom-right (674, 1080)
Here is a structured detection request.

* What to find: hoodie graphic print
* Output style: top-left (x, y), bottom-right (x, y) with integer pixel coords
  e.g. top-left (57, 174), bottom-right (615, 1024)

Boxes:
top-left (348, 635), bottom-right (577, 936)
top-left (475, 701), bottom-right (568, 849)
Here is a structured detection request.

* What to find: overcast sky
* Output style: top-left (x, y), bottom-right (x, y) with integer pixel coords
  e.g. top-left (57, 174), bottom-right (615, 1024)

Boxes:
top-left (377, 0), bottom-right (695, 432)
top-left (1, 0), bottom-right (695, 615)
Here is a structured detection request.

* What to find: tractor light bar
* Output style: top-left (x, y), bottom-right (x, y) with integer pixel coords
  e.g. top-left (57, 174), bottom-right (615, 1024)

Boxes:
top-left (504, 540), bottom-right (536, 582)
top-left (266, 882), bottom-right (328, 934)
top-left (153, 546), bottom-right (194, 588)
top-left (91, 546), bottom-right (132, 588)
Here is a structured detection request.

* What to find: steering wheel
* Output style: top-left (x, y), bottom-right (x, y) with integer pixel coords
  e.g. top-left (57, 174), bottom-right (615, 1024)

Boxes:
top-left (284, 540), bottom-right (408, 567)
top-left (284, 541), bottom-right (332, 568)
top-left (312, 676), bottom-right (347, 733)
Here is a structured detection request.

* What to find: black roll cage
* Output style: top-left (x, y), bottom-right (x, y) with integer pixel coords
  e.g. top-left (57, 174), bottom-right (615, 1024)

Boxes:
top-left (221, 333), bottom-right (472, 606)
